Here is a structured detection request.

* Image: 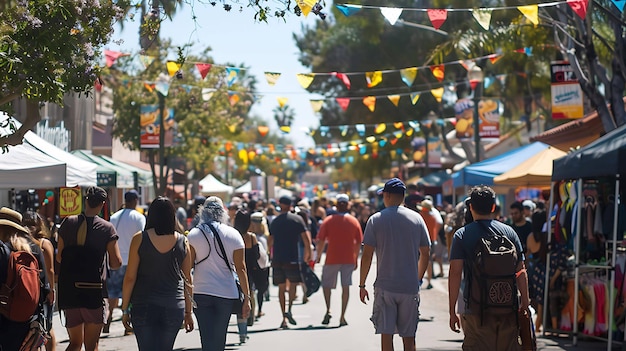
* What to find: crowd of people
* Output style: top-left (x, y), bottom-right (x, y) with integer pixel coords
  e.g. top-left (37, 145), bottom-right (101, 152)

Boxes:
top-left (0, 180), bottom-right (552, 351)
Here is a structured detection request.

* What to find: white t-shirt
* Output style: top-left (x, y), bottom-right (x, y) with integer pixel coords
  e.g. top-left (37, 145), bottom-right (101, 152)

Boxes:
top-left (188, 222), bottom-right (244, 299)
top-left (110, 208), bottom-right (146, 265)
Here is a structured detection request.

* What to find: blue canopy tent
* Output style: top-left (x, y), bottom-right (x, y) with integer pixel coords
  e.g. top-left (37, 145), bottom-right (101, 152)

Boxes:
top-left (452, 142), bottom-right (549, 187)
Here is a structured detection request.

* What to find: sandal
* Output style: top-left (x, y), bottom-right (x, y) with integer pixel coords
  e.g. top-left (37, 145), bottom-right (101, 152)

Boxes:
top-left (284, 312), bottom-right (297, 325)
top-left (322, 313), bottom-right (332, 325)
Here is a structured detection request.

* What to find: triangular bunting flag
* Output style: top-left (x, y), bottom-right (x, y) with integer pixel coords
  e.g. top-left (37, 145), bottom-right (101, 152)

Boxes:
top-left (279, 125), bottom-right (291, 134)
top-left (374, 123), bottom-right (386, 134)
top-left (339, 125), bottom-right (349, 136)
top-left (393, 122), bottom-right (404, 129)
top-left (518, 5), bottom-right (539, 25)
top-left (524, 47), bottom-right (533, 56)
top-left (144, 83), bottom-right (155, 93)
top-left (166, 61), bottom-right (182, 77)
top-left (310, 100), bottom-right (324, 113)
top-left (460, 60), bottom-right (476, 71)
top-left (363, 96), bottom-right (376, 112)
top-left (297, 0), bottom-right (316, 17)
top-left (155, 74), bottom-right (171, 96)
top-left (225, 67), bottom-right (240, 87)
top-left (427, 9), bottom-right (448, 30)
top-left (430, 65), bottom-right (445, 82)
top-left (180, 84), bottom-right (193, 93)
top-left (410, 92), bottom-right (421, 105)
top-left (380, 7), bottom-right (403, 25)
top-left (612, 0), bottom-right (626, 12)
top-left (319, 126), bottom-right (330, 137)
top-left (296, 73), bottom-right (315, 89)
top-left (472, 9), bottom-right (492, 30)
top-left (336, 97), bottom-right (350, 111)
top-left (335, 4), bottom-right (362, 16)
top-left (196, 63), bottom-right (212, 79)
top-left (568, 0), bottom-right (589, 18)
top-left (355, 124), bottom-right (366, 136)
top-left (258, 126), bottom-right (269, 137)
top-left (431, 87), bottom-right (444, 102)
top-left (139, 55), bottom-right (155, 69)
top-left (332, 72), bottom-right (351, 89)
top-left (488, 54), bottom-right (502, 64)
top-left (229, 93), bottom-right (240, 106)
top-left (400, 67), bottom-right (418, 87)
top-left (228, 124), bottom-right (238, 133)
top-left (366, 136), bottom-right (376, 143)
top-left (484, 76), bottom-right (495, 89)
top-left (366, 71), bottom-right (383, 88)
top-left (264, 72), bottom-right (281, 86)
top-left (201, 88), bottom-right (216, 101)
top-left (387, 94), bottom-right (401, 107)
top-left (104, 50), bottom-right (128, 68)
top-left (277, 97), bottom-right (289, 108)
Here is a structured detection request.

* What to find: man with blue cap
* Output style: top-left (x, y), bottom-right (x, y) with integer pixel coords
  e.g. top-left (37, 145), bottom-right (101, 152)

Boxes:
top-left (358, 178), bottom-right (431, 351)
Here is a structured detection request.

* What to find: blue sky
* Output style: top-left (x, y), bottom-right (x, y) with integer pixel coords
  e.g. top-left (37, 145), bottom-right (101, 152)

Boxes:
top-left (110, 3), bottom-right (322, 148)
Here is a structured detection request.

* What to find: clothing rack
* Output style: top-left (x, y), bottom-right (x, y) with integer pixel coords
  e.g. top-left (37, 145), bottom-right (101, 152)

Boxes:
top-left (543, 175), bottom-right (622, 351)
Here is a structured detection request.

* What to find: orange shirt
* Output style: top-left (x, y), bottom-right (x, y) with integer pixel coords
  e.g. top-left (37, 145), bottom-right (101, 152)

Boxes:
top-left (317, 213), bottom-right (363, 265)
top-left (421, 211), bottom-right (440, 243)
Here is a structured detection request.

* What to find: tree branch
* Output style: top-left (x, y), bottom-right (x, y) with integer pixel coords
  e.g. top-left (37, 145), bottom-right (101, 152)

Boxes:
top-left (0, 100), bottom-right (41, 147)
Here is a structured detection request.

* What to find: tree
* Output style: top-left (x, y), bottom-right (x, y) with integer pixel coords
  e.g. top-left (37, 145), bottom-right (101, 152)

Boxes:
top-left (0, 0), bottom-right (127, 150)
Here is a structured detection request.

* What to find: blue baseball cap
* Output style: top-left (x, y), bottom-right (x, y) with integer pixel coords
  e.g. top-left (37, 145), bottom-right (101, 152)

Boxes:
top-left (377, 178), bottom-right (407, 195)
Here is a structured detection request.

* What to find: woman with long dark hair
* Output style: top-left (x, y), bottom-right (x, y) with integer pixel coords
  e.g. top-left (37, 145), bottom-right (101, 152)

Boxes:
top-left (187, 196), bottom-right (251, 351)
top-left (121, 197), bottom-right (194, 350)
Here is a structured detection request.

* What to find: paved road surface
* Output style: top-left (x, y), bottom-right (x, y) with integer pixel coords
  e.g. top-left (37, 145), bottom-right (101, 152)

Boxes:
top-left (52, 261), bottom-right (619, 350)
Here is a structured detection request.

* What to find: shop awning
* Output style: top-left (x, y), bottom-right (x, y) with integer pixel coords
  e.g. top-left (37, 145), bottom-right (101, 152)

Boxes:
top-left (71, 150), bottom-right (135, 188)
top-left (97, 155), bottom-right (154, 188)
top-left (453, 142), bottom-right (549, 187)
top-left (493, 146), bottom-right (566, 187)
top-left (552, 123), bottom-right (626, 181)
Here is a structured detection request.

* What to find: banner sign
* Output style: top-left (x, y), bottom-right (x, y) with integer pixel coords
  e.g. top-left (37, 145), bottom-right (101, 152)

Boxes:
top-left (551, 61), bottom-right (584, 119)
top-left (59, 187), bottom-right (82, 217)
top-left (477, 98), bottom-right (501, 139)
top-left (140, 104), bottom-right (177, 148)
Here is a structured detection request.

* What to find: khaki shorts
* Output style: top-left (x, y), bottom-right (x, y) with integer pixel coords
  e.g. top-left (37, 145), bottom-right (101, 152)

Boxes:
top-left (370, 287), bottom-right (420, 337)
top-left (321, 264), bottom-right (354, 289)
top-left (461, 313), bottom-right (521, 351)
top-left (63, 300), bottom-right (109, 328)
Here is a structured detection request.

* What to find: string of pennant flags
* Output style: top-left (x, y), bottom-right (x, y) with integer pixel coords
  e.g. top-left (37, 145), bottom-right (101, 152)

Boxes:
top-left (335, 0), bottom-right (591, 30)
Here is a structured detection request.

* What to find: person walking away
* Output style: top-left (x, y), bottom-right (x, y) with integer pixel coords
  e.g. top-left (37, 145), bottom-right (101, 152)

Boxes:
top-left (268, 196), bottom-right (312, 329)
top-left (105, 190), bottom-right (145, 335)
top-left (120, 197), bottom-right (194, 350)
top-left (249, 212), bottom-right (270, 318)
top-left (23, 211), bottom-right (57, 351)
top-left (174, 198), bottom-right (188, 231)
top-left (57, 186), bottom-right (122, 351)
top-left (234, 209), bottom-right (265, 344)
top-left (0, 207), bottom-right (51, 351)
top-left (448, 185), bottom-right (530, 351)
top-left (187, 196), bottom-right (251, 351)
top-left (359, 178), bottom-right (430, 351)
top-left (510, 201), bottom-right (533, 255)
top-left (316, 194), bottom-right (363, 327)
top-left (420, 199), bottom-right (442, 290)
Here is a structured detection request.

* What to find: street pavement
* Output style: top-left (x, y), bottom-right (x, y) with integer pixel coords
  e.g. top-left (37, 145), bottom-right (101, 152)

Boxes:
top-left (52, 261), bottom-right (619, 350)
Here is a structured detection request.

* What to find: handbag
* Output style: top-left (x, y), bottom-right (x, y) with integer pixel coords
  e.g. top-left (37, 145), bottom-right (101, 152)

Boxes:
top-left (205, 223), bottom-right (245, 315)
top-left (299, 262), bottom-right (320, 298)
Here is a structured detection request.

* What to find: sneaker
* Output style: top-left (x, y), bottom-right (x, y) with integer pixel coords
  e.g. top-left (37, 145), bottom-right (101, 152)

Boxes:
top-left (321, 313), bottom-right (332, 325)
top-left (284, 312), bottom-right (297, 325)
top-left (239, 334), bottom-right (248, 344)
top-left (426, 283), bottom-right (433, 289)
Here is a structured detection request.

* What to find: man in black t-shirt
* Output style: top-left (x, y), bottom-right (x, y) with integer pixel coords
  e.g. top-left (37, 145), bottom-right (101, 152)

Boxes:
top-left (510, 201), bottom-right (533, 254)
top-left (404, 183), bottom-right (424, 212)
top-left (268, 196), bottom-right (312, 329)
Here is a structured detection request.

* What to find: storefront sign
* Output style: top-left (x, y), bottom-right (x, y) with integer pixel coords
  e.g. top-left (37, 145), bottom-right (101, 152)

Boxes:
top-left (551, 61), bottom-right (584, 119)
top-left (59, 187), bottom-right (82, 217)
top-left (140, 104), bottom-right (176, 148)
top-left (97, 172), bottom-right (116, 187)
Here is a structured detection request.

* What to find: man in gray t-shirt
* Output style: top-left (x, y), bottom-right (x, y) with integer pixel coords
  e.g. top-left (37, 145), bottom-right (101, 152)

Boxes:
top-left (359, 178), bottom-right (430, 351)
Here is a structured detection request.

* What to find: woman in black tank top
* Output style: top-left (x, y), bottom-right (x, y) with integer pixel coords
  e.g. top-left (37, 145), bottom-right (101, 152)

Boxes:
top-left (121, 197), bottom-right (194, 351)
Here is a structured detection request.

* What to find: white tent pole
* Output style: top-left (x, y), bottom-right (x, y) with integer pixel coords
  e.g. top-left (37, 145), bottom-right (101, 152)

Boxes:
top-left (542, 181), bottom-right (555, 337)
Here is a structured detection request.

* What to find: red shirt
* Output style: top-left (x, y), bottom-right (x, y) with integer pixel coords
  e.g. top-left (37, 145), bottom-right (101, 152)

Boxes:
top-left (317, 213), bottom-right (363, 265)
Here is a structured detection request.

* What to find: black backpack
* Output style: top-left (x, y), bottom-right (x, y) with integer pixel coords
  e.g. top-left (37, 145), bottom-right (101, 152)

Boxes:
top-left (465, 220), bottom-right (519, 323)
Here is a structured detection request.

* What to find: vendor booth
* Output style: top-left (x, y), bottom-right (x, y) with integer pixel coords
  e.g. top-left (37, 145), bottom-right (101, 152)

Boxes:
top-left (547, 123), bottom-right (626, 350)
top-left (198, 174), bottom-right (233, 199)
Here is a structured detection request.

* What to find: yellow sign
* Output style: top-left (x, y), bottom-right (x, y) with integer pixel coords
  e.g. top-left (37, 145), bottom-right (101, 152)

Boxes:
top-left (59, 187), bottom-right (82, 217)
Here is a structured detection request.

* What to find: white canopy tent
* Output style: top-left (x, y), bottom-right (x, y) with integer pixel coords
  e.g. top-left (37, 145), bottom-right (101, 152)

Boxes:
top-left (0, 113), bottom-right (97, 188)
top-left (198, 174), bottom-right (233, 198)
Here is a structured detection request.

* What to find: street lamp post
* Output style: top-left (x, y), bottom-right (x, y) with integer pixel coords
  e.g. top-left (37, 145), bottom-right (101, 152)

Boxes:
top-left (468, 66), bottom-right (484, 163)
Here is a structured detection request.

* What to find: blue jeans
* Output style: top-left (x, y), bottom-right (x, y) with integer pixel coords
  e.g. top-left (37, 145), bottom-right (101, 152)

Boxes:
top-left (194, 294), bottom-right (235, 351)
top-left (131, 304), bottom-right (184, 351)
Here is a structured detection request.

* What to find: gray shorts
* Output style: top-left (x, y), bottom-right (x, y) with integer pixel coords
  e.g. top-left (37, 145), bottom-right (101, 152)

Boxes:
top-left (370, 287), bottom-right (420, 337)
top-left (63, 300), bottom-right (109, 328)
top-left (321, 264), bottom-right (354, 289)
